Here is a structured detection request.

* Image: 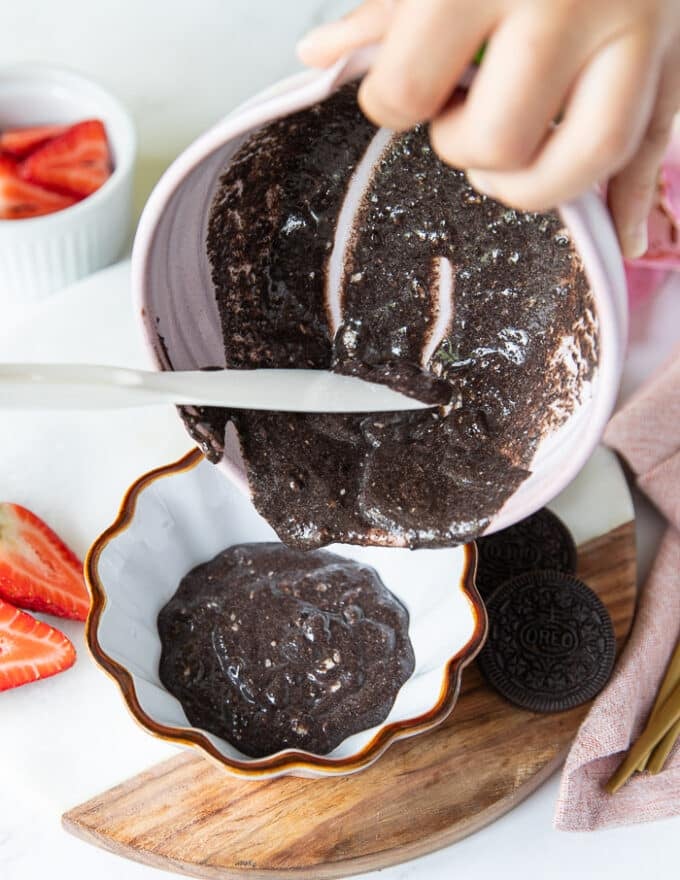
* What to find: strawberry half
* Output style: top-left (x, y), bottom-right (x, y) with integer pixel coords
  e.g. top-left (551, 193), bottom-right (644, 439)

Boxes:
top-left (0, 155), bottom-right (77, 220)
top-left (0, 598), bottom-right (75, 692)
top-left (0, 503), bottom-right (90, 621)
top-left (0, 124), bottom-right (67, 159)
top-left (21, 119), bottom-right (112, 198)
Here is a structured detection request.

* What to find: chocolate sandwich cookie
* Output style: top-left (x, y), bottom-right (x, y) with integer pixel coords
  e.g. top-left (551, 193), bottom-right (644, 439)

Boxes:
top-left (477, 570), bottom-right (616, 713)
top-left (475, 508), bottom-right (577, 599)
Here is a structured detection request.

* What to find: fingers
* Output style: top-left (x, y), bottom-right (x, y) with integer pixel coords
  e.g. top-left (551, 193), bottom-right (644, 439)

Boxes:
top-left (607, 55), bottom-right (680, 258)
top-left (296, 0), bottom-right (395, 69)
top-left (358, 0), bottom-right (499, 130)
top-left (465, 31), bottom-right (660, 213)
top-left (299, 0), bottom-right (679, 256)
top-left (429, 4), bottom-right (601, 171)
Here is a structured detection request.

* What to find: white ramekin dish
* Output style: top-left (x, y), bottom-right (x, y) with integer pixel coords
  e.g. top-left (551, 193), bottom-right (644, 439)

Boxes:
top-left (0, 64), bottom-right (136, 305)
top-left (86, 449), bottom-right (484, 779)
top-left (131, 48), bottom-right (628, 540)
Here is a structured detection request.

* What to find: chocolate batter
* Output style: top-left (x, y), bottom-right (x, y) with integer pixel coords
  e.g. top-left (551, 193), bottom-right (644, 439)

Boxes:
top-left (180, 83), bottom-right (598, 548)
top-left (158, 543), bottom-right (415, 757)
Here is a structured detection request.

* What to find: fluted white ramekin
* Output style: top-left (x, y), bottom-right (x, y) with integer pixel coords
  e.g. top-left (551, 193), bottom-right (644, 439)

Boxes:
top-left (0, 64), bottom-right (136, 305)
top-left (86, 449), bottom-right (485, 779)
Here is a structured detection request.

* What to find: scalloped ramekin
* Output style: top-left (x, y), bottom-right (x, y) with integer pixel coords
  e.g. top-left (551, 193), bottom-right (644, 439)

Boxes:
top-left (85, 449), bottom-right (484, 779)
top-left (0, 64), bottom-right (136, 305)
top-left (131, 49), bottom-right (628, 541)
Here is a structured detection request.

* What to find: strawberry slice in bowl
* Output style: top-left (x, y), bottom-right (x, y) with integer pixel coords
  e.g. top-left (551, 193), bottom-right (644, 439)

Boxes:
top-left (0, 503), bottom-right (90, 621)
top-left (0, 155), bottom-right (77, 220)
top-left (0, 66), bottom-right (135, 300)
top-left (0, 598), bottom-right (76, 692)
top-left (0, 123), bottom-right (67, 159)
top-left (21, 119), bottom-right (113, 198)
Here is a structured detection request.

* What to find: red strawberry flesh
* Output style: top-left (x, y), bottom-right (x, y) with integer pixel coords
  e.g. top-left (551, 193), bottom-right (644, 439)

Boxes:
top-left (0, 156), bottom-right (76, 220)
top-left (0, 503), bottom-right (90, 620)
top-left (21, 119), bottom-right (112, 198)
top-left (0, 598), bottom-right (76, 692)
top-left (0, 124), bottom-right (68, 159)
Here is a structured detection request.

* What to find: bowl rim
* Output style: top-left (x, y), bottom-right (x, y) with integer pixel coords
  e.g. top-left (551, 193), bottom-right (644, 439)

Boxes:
top-left (0, 62), bottom-right (137, 230)
top-left (85, 448), bottom-right (486, 777)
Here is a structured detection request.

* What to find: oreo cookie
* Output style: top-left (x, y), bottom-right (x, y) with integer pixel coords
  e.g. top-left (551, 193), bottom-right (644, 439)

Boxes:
top-left (475, 508), bottom-right (577, 599)
top-left (477, 570), bottom-right (616, 713)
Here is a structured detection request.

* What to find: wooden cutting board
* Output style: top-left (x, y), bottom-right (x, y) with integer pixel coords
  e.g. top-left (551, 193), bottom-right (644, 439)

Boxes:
top-left (63, 519), bottom-right (636, 880)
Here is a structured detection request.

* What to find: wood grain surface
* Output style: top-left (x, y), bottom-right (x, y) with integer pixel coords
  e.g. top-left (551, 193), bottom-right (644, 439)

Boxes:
top-left (64, 521), bottom-right (636, 880)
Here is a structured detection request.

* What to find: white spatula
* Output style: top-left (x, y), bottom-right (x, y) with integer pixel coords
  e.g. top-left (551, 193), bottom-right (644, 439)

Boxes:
top-left (0, 363), bottom-right (429, 413)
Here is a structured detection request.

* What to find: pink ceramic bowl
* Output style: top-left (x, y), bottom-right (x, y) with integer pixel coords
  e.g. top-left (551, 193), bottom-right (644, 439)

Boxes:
top-left (131, 49), bottom-right (628, 539)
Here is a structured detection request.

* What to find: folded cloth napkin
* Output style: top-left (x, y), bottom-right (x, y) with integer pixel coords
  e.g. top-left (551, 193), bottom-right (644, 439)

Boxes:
top-left (554, 345), bottom-right (680, 831)
top-left (625, 264), bottom-right (669, 311)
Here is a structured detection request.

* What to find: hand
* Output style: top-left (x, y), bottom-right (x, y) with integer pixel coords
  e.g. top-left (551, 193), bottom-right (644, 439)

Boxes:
top-left (298, 0), bottom-right (680, 259)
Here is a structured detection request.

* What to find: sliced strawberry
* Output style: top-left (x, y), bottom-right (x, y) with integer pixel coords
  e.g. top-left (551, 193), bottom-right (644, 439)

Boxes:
top-left (21, 119), bottom-right (112, 198)
top-left (0, 599), bottom-right (75, 692)
top-left (0, 503), bottom-right (90, 621)
top-left (0, 156), bottom-right (76, 220)
top-left (0, 124), bottom-right (67, 159)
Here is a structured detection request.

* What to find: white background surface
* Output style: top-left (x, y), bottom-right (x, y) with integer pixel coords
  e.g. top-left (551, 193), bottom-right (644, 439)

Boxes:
top-left (0, 2), bottom-right (679, 879)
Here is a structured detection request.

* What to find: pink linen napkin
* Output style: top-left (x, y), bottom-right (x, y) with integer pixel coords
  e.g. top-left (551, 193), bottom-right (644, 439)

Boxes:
top-left (554, 345), bottom-right (680, 831)
top-left (625, 264), bottom-right (669, 311)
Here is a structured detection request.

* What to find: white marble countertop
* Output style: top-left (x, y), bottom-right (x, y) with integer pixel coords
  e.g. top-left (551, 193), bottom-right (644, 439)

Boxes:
top-left (0, 2), bottom-right (678, 879)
